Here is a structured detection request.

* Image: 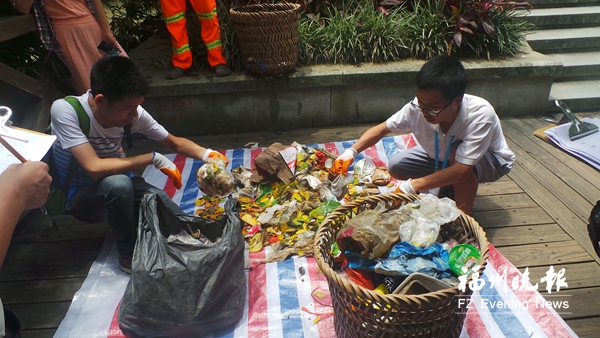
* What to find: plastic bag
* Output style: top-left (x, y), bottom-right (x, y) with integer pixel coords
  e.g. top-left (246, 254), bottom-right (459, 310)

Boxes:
top-left (398, 195), bottom-right (462, 248)
top-left (197, 158), bottom-right (236, 196)
top-left (118, 194), bottom-right (246, 338)
top-left (343, 242), bottom-right (453, 279)
top-left (337, 203), bottom-right (410, 260)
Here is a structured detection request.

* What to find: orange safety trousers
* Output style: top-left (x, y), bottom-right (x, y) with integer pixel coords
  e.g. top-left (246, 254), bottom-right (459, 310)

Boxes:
top-left (160, 0), bottom-right (226, 69)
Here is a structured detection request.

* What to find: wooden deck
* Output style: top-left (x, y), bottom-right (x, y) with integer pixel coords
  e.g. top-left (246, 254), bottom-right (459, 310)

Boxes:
top-left (2, 114), bottom-right (600, 337)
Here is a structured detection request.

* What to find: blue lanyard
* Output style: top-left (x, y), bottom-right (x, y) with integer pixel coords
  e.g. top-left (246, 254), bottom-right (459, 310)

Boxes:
top-left (434, 131), bottom-right (455, 171)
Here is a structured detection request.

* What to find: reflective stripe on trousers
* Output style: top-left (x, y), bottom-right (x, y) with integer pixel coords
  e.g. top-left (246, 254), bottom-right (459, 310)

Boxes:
top-left (160, 0), bottom-right (226, 69)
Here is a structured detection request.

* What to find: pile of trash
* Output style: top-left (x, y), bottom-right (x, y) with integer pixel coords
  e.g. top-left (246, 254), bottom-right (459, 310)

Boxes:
top-left (193, 141), bottom-right (395, 263)
top-left (333, 195), bottom-right (481, 294)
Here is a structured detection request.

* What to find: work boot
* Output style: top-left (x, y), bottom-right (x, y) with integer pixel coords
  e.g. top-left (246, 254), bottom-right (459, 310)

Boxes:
top-left (214, 64), bottom-right (231, 77)
top-left (166, 66), bottom-right (191, 80)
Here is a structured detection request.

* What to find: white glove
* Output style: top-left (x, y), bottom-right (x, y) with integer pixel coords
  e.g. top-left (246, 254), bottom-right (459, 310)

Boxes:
top-left (202, 148), bottom-right (229, 164)
top-left (152, 152), bottom-right (182, 189)
top-left (399, 178), bottom-right (417, 194)
top-left (332, 148), bottom-right (358, 175)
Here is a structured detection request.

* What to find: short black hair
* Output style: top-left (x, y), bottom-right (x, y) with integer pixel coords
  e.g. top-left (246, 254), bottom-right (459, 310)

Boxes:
top-left (416, 56), bottom-right (467, 101)
top-left (90, 56), bottom-right (149, 102)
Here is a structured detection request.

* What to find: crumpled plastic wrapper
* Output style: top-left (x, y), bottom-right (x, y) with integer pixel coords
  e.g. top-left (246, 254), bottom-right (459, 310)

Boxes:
top-left (397, 195), bottom-right (462, 248)
top-left (197, 159), bottom-right (235, 196)
top-left (337, 203), bottom-right (410, 260)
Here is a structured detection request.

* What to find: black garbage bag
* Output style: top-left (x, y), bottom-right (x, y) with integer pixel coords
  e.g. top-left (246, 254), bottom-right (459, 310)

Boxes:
top-left (589, 200), bottom-right (600, 259)
top-left (118, 194), bottom-right (246, 338)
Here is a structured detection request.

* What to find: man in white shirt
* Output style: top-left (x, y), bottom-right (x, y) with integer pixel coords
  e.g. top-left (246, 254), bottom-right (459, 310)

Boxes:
top-left (333, 56), bottom-right (514, 215)
top-left (50, 56), bottom-right (228, 273)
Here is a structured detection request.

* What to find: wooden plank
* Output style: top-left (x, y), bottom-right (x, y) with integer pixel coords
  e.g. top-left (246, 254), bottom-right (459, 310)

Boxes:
top-left (4, 239), bottom-right (104, 262)
top-left (0, 278), bottom-right (85, 303)
top-left (507, 162), bottom-right (599, 265)
top-left (503, 117), bottom-right (600, 205)
top-left (0, 15), bottom-right (37, 43)
top-left (539, 286), bottom-right (600, 319)
top-left (473, 207), bottom-right (555, 228)
top-left (22, 329), bottom-right (55, 338)
top-left (476, 179), bottom-right (523, 196)
top-left (0, 256), bottom-right (94, 282)
top-left (519, 116), bottom-right (600, 191)
top-left (472, 192), bottom-right (538, 211)
top-left (0, 62), bottom-right (45, 98)
top-left (565, 317), bottom-right (600, 338)
top-left (12, 222), bottom-right (109, 244)
top-left (503, 119), bottom-right (595, 221)
top-left (6, 302), bottom-right (69, 330)
top-left (496, 240), bottom-right (593, 268)
top-left (485, 224), bottom-right (572, 247)
top-left (526, 262), bottom-right (600, 290)
top-left (18, 212), bottom-right (94, 228)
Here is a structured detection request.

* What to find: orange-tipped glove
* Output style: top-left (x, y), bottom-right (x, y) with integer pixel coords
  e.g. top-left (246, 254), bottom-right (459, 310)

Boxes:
top-left (152, 152), bottom-right (182, 189)
top-left (202, 148), bottom-right (229, 165)
top-left (332, 148), bottom-right (357, 176)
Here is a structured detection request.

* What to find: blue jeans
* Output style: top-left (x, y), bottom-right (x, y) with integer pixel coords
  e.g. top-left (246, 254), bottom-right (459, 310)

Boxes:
top-left (68, 175), bottom-right (183, 259)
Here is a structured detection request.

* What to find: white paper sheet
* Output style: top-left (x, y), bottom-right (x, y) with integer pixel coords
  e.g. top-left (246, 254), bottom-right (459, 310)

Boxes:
top-left (544, 117), bottom-right (600, 170)
top-left (0, 127), bottom-right (56, 173)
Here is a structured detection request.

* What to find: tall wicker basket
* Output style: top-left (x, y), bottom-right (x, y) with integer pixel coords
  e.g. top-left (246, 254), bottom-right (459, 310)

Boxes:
top-left (314, 194), bottom-right (489, 338)
top-left (229, 3), bottom-right (301, 76)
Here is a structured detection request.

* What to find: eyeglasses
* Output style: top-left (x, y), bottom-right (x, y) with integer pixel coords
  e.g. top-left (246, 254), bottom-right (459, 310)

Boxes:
top-left (410, 96), bottom-right (452, 116)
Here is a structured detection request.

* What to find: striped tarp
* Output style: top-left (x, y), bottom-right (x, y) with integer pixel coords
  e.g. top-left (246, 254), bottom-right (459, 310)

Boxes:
top-left (54, 136), bottom-right (577, 338)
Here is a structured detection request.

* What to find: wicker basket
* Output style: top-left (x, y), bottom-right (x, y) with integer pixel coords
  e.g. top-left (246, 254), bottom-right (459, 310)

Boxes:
top-left (314, 194), bottom-right (489, 338)
top-left (229, 3), bottom-right (300, 76)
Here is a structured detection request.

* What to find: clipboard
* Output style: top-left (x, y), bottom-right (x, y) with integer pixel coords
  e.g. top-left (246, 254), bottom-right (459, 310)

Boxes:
top-left (0, 106), bottom-right (56, 173)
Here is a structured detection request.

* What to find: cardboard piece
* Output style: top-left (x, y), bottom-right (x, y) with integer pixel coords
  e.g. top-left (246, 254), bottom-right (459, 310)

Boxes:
top-left (251, 142), bottom-right (296, 183)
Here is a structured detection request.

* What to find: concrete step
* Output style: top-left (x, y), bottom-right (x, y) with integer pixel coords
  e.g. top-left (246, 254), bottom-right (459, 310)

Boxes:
top-left (529, 0), bottom-right (600, 9)
top-left (527, 27), bottom-right (600, 53)
top-left (525, 6), bottom-right (600, 29)
top-left (548, 52), bottom-right (600, 81)
top-left (547, 80), bottom-right (600, 112)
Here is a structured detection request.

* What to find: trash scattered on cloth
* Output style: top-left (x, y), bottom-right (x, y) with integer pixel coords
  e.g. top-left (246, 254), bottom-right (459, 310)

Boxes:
top-left (192, 141), bottom-right (456, 264)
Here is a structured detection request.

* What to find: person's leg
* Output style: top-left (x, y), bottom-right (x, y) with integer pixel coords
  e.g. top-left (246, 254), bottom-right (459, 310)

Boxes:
top-left (69, 174), bottom-right (137, 259)
top-left (387, 145), bottom-right (436, 180)
top-left (130, 176), bottom-right (184, 220)
top-left (189, 0), bottom-right (229, 76)
top-left (160, 0), bottom-right (193, 71)
top-left (451, 149), bottom-right (512, 215)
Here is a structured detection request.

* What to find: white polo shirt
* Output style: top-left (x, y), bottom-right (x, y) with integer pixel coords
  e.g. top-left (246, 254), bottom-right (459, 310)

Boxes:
top-left (386, 94), bottom-right (515, 166)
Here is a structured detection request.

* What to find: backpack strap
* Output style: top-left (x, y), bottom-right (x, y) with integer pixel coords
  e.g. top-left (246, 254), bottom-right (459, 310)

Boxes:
top-left (64, 96), bottom-right (90, 136)
top-left (58, 96), bottom-right (91, 195)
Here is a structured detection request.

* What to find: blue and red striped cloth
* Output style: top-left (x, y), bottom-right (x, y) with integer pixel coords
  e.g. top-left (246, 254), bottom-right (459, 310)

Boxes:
top-left (55, 136), bottom-right (577, 338)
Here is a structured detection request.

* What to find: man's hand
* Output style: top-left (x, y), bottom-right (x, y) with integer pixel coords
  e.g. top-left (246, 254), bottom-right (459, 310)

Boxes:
top-left (399, 178), bottom-right (417, 194)
top-left (202, 149), bottom-right (229, 165)
top-left (332, 148), bottom-right (357, 176)
top-left (152, 152), bottom-right (182, 189)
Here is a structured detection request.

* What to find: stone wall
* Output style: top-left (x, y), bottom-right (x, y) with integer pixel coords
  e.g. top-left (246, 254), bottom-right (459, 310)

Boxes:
top-left (133, 40), bottom-right (560, 136)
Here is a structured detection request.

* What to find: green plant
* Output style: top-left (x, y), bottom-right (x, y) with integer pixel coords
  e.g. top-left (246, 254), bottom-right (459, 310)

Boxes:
top-left (440, 0), bottom-right (533, 58)
top-left (105, 0), bottom-right (165, 52)
top-left (457, 9), bottom-right (533, 58)
top-left (0, 0), bottom-right (46, 78)
top-left (299, 0), bottom-right (411, 64)
top-left (404, 0), bottom-right (452, 59)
